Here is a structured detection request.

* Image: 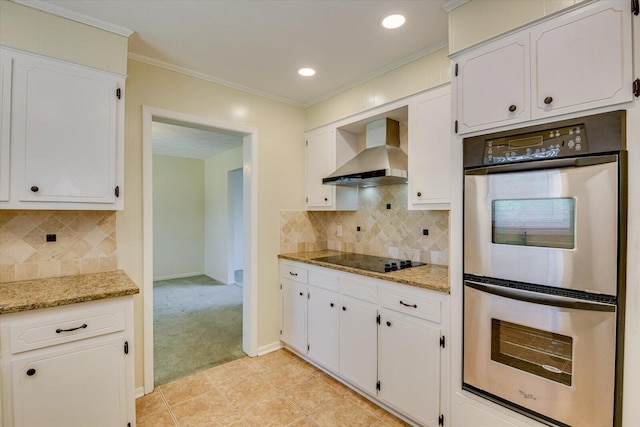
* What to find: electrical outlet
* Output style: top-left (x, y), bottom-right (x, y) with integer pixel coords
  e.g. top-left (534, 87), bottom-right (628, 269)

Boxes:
top-left (423, 229), bottom-right (429, 236)
top-left (357, 226), bottom-right (361, 232)
top-left (337, 225), bottom-right (343, 237)
top-left (46, 234), bottom-right (57, 242)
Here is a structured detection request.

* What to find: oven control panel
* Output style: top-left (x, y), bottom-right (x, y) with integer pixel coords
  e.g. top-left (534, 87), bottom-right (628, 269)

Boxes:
top-left (483, 124), bottom-right (588, 165)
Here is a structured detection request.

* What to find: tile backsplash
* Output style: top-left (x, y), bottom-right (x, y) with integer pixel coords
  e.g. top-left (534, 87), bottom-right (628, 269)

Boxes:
top-left (0, 210), bottom-right (117, 283)
top-left (280, 185), bottom-right (449, 265)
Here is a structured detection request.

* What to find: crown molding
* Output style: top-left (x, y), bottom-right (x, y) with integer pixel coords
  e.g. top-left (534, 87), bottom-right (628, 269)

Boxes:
top-left (11, 0), bottom-right (134, 37)
top-left (442, 0), bottom-right (471, 13)
top-left (127, 53), bottom-right (304, 108)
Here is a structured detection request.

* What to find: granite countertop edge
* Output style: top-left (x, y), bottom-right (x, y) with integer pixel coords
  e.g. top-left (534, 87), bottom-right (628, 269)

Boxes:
top-left (279, 250), bottom-right (450, 294)
top-left (0, 270), bottom-right (140, 315)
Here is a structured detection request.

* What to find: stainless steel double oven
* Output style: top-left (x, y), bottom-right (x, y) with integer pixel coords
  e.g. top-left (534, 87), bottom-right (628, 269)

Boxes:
top-left (463, 111), bottom-right (627, 427)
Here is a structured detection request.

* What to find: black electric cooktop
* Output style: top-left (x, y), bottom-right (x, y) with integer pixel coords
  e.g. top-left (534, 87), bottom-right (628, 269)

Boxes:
top-left (314, 253), bottom-right (425, 273)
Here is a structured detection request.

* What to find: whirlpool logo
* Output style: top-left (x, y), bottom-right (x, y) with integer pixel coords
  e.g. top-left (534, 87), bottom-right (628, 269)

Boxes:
top-left (519, 390), bottom-right (537, 400)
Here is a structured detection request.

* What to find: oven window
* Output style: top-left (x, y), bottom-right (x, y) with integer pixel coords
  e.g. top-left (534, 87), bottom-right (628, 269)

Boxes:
top-left (492, 198), bottom-right (575, 249)
top-left (491, 319), bottom-right (572, 386)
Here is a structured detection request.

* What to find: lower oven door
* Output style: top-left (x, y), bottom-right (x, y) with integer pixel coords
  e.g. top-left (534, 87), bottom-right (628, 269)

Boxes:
top-left (463, 281), bottom-right (616, 427)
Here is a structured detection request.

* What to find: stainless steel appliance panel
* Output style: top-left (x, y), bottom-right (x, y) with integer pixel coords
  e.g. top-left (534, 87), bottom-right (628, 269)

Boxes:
top-left (464, 157), bottom-right (619, 295)
top-left (464, 282), bottom-right (616, 427)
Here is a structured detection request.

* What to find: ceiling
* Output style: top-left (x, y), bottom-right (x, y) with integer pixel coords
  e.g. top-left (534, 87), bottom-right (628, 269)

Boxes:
top-left (152, 121), bottom-right (244, 160)
top-left (23, 0), bottom-right (450, 107)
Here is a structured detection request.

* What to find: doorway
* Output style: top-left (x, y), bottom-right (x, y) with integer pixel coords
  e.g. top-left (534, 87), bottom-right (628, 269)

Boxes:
top-left (142, 106), bottom-right (258, 393)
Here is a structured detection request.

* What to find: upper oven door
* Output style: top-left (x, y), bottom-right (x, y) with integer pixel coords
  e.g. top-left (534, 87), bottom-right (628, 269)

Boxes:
top-left (464, 155), bottom-right (619, 295)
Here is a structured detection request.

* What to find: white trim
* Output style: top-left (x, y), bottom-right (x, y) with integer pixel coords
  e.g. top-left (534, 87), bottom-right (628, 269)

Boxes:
top-left (135, 386), bottom-right (145, 399)
top-left (302, 40), bottom-right (449, 108)
top-left (129, 54), bottom-right (303, 108)
top-left (11, 0), bottom-right (134, 37)
top-left (141, 105), bottom-right (259, 394)
top-left (257, 341), bottom-right (284, 356)
top-left (152, 272), bottom-right (205, 282)
top-left (442, 0), bottom-right (470, 13)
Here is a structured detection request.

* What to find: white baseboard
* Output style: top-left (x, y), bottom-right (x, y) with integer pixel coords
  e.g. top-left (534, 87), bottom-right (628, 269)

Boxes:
top-left (257, 340), bottom-right (284, 356)
top-left (135, 386), bottom-right (146, 398)
top-left (153, 271), bottom-right (205, 281)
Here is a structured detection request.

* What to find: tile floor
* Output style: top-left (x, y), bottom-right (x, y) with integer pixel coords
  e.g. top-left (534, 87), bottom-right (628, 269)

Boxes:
top-left (136, 349), bottom-right (410, 427)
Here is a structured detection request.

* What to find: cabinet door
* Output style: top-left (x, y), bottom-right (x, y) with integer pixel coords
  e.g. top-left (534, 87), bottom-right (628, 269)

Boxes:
top-left (12, 54), bottom-right (121, 204)
top-left (378, 310), bottom-right (441, 426)
top-left (339, 295), bottom-right (377, 395)
top-left (408, 86), bottom-right (451, 210)
top-left (306, 129), bottom-right (335, 208)
top-left (531, 1), bottom-right (632, 119)
top-left (456, 33), bottom-right (530, 134)
top-left (281, 278), bottom-right (308, 353)
top-left (11, 335), bottom-right (127, 427)
top-left (307, 286), bottom-right (339, 372)
top-left (0, 51), bottom-right (11, 202)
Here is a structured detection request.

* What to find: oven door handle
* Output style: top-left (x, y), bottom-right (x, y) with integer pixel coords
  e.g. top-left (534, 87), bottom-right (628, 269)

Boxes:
top-left (465, 154), bottom-right (618, 175)
top-left (465, 280), bottom-right (616, 312)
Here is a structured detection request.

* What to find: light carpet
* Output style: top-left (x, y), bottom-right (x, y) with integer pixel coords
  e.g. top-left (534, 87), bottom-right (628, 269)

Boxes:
top-left (153, 275), bottom-right (245, 385)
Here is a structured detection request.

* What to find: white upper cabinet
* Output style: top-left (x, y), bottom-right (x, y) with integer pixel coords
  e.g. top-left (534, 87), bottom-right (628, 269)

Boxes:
top-left (0, 47), bottom-right (125, 210)
top-left (305, 127), bottom-right (358, 211)
top-left (453, 0), bottom-right (633, 135)
top-left (0, 51), bottom-right (11, 202)
top-left (408, 84), bottom-right (452, 210)
top-left (455, 33), bottom-right (530, 134)
top-left (530, 1), bottom-right (633, 119)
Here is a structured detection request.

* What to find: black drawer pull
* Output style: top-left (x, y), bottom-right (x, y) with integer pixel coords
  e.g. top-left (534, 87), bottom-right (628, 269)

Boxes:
top-left (508, 104), bottom-right (517, 112)
top-left (56, 323), bottom-right (87, 333)
top-left (386, 321), bottom-right (391, 327)
top-left (342, 306), bottom-right (346, 311)
top-left (330, 303), bottom-right (334, 307)
top-left (30, 186), bottom-right (39, 192)
top-left (299, 292), bottom-right (304, 296)
top-left (27, 368), bottom-right (36, 376)
top-left (544, 96), bottom-right (553, 105)
top-left (289, 272), bottom-right (298, 276)
top-left (399, 301), bottom-right (417, 308)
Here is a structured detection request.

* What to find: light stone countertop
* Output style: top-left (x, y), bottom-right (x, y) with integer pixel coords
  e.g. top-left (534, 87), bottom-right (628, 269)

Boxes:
top-left (279, 250), bottom-right (449, 293)
top-left (0, 270), bottom-right (139, 315)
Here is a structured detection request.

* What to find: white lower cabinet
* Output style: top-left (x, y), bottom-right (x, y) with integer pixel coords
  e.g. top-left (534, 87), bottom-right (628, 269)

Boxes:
top-left (307, 285), bottom-right (339, 372)
top-left (280, 277), bottom-right (308, 354)
top-left (0, 297), bottom-right (135, 427)
top-left (280, 260), bottom-right (449, 426)
top-left (339, 294), bottom-right (378, 396)
top-left (378, 309), bottom-right (442, 426)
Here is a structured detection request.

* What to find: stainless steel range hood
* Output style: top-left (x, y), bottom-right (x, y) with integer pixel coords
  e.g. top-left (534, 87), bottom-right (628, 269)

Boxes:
top-left (322, 118), bottom-right (408, 187)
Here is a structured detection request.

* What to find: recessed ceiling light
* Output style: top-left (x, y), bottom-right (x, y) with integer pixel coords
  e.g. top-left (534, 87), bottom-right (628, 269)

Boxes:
top-left (298, 68), bottom-right (316, 77)
top-left (382, 14), bottom-right (405, 29)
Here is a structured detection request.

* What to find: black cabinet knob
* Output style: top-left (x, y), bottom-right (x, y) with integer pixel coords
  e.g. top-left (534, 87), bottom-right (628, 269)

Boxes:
top-left (30, 186), bottom-right (39, 192)
top-left (416, 192), bottom-right (421, 197)
top-left (324, 197), bottom-right (328, 201)
top-left (299, 292), bottom-right (303, 296)
top-left (27, 368), bottom-right (36, 376)
top-left (544, 96), bottom-right (554, 105)
top-left (330, 303), bottom-right (334, 307)
top-left (386, 321), bottom-right (391, 327)
top-left (508, 104), bottom-right (517, 112)
top-left (342, 306), bottom-right (346, 311)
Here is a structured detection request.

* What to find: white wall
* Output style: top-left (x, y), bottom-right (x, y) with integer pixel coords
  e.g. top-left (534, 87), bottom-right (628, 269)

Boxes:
top-left (229, 168), bottom-right (244, 274)
top-left (0, 1), bottom-right (128, 75)
top-left (204, 148), bottom-right (243, 283)
top-left (152, 154), bottom-right (205, 280)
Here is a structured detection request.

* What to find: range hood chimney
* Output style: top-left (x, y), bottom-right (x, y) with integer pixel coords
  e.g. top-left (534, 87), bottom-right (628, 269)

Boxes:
top-left (322, 118), bottom-right (408, 187)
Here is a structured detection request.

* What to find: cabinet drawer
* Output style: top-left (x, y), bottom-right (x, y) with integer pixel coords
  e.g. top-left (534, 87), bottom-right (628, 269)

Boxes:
top-left (281, 264), bottom-right (308, 284)
top-left (380, 287), bottom-right (440, 323)
top-left (309, 268), bottom-right (339, 292)
top-left (339, 275), bottom-right (378, 304)
top-left (10, 304), bottom-right (125, 354)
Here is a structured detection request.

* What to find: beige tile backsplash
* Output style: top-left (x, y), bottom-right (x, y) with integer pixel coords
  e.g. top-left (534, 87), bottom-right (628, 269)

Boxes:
top-left (281, 185), bottom-right (449, 265)
top-left (0, 211), bottom-right (117, 283)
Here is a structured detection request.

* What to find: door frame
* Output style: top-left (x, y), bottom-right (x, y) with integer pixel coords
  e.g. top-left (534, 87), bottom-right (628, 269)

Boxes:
top-left (141, 105), bottom-right (259, 393)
